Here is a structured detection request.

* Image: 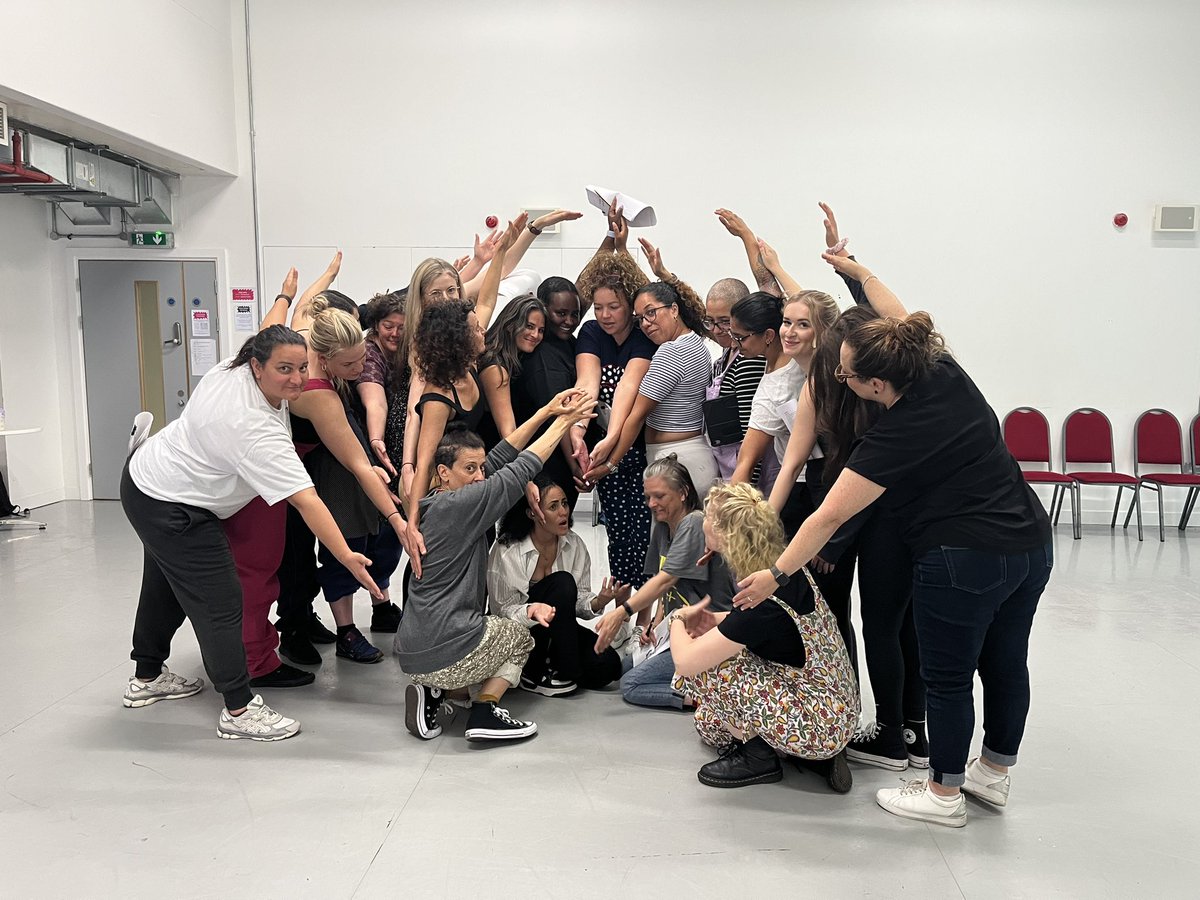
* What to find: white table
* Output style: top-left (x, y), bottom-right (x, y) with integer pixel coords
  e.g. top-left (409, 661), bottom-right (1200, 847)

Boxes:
top-left (0, 427), bottom-right (47, 531)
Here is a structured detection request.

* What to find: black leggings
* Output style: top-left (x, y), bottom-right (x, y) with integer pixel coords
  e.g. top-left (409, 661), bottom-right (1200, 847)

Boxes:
top-left (780, 480), bottom-right (859, 678)
top-left (524, 572), bottom-right (622, 689)
top-left (275, 502), bottom-right (320, 631)
top-left (856, 510), bottom-right (925, 725)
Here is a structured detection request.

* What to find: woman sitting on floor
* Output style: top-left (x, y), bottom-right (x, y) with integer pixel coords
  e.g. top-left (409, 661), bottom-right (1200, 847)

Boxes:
top-left (670, 482), bottom-right (859, 792)
top-left (488, 471), bottom-right (627, 697)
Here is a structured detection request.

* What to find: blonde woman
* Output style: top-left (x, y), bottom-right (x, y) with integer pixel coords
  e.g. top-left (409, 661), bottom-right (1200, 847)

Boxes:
top-left (669, 483), bottom-right (859, 792)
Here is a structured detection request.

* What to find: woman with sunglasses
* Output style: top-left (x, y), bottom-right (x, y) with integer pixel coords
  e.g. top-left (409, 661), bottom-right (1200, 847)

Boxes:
top-left (584, 240), bottom-right (716, 493)
top-left (734, 254), bottom-right (1053, 829)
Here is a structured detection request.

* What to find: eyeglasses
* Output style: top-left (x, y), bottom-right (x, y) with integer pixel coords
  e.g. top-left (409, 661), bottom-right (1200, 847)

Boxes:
top-left (727, 330), bottom-right (760, 345)
top-left (834, 363), bottom-right (866, 383)
top-left (701, 317), bottom-right (731, 333)
top-left (632, 304), bottom-right (671, 328)
top-left (426, 286), bottom-right (460, 302)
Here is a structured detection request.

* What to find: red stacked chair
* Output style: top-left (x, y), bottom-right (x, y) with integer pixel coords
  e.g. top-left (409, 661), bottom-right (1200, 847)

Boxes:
top-left (1002, 408), bottom-right (1080, 539)
top-left (1062, 407), bottom-right (1142, 541)
top-left (1121, 409), bottom-right (1200, 541)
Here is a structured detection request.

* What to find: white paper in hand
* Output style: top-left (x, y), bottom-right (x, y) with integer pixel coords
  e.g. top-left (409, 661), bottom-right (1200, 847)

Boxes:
top-left (630, 618), bottom-right (672, 667)
top-left (585, 185), bottom-right (657, 228)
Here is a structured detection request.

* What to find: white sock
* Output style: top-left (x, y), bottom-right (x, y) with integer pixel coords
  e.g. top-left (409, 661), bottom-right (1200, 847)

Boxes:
top-left (977, 758), bottom-right (1008, 778)
top-left (929, 788), bottom-right (962, 805)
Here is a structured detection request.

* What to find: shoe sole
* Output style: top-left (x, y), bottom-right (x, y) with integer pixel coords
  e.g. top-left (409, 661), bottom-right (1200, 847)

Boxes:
top-left (464, 724), bottom-right (538, 741)
top-left (519, 682), bottom-right (579, 697)
top-left (697, 768), bottom-right (783, 788)
top-left (962, 783), bottom-right (1008, 806)
top-left (907, 754), bottom-right (931, 769)
top-left (122, 685), bottom-right (203, 708)
top-left (404, 684), bottom-right (442, 740)
top-left (278, 648), bottom-right (323, 666)
top-left (336, 649), bottom-right (384, 664)
top-left (847, 748), bottom-right (909, 771)
top-left (876, 796), bottom-right (967, 827)
top-left (368, 624), bottom-right (400, 634)
top-left (248, 675), bottom-right (316, 688)
top-left (217, 725), bottom-right (301, 742)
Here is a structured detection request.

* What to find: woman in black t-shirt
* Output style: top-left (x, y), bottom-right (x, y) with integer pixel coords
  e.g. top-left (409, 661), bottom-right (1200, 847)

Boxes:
top-left (733, 257), bottom-right (1053, 830)
top-left (670, 483), bottom-right (859, 792)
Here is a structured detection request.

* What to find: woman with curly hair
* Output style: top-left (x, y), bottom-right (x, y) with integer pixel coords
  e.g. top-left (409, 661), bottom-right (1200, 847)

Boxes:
top-left (669, 482), bottom-right (859, 792)
top-left (357, 288), bottom-right (408, 478)
top-left (570, 227), bottom-right (656, 591)
top-left (477, 293), bottom-right (546, 449)
top-left (584, 238), bottom-right (716, 493)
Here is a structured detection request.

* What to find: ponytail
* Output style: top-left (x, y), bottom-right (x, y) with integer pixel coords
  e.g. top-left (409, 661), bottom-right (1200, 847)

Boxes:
top-left (643, 452), bottom-right (701, 511)
top-left (227, 325), bottom-right (307, 370)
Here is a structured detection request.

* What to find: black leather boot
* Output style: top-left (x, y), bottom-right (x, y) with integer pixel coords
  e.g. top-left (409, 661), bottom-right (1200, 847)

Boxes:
top-left (697, 736), bottom-right (783, 788)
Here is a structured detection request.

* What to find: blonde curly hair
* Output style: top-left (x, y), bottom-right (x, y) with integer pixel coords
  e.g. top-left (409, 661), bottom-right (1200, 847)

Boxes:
top-left (575, 251), bottom-right (649, 309)
top-left (703, 482), bottom-right (785, 579)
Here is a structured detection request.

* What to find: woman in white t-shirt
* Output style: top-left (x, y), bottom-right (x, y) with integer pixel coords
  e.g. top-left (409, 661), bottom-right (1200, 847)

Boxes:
top-left (120, 325), bottom-right (382, 742)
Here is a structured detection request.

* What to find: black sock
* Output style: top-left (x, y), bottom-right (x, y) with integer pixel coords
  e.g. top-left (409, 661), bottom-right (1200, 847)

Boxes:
top-left (336, 624), bottom-right (356, 637)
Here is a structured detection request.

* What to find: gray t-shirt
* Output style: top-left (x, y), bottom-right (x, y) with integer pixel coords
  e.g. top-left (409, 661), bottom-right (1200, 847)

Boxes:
top-left (642, 510), bottom-right (734, 613)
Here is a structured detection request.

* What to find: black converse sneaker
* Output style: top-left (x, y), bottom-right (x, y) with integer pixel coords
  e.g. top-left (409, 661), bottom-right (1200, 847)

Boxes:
top-left (519, 671), bottom-right (578, 697)
top-left (846, 722), bottom-right (909, 771)
top-left (464, 702), bottom-right (538, 742)
top-left (404, 683), bottom-right (443, 740)
top-left (903, 721), bottom-right (930, 769)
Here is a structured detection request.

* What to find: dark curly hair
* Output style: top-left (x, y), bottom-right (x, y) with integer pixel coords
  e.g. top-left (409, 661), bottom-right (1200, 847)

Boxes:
top-left (497, 471), bottom-right (573, 545)
top-left (575, 252), bottom-right (649, 309)
top-left (362, 289), bottom-right (406, 332)
top-left (633, 280), bottom-right (707, 337)
top-left (480, 294), bottom-right (546, 386)
top-left (415, 299), bottom-right (477, 390)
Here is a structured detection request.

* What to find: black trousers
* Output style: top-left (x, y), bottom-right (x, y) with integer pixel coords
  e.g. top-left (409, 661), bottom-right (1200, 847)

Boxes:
top-left (275, 502), bottom-right (320, 630)
top-left (120, 464), bottom-right (253, 710)
top-left (523, 571), bottom-right (622, 689)
top-left (780, 480), bottom-right (859, 678)
top-left (856, 510), bottom-right (925, 725)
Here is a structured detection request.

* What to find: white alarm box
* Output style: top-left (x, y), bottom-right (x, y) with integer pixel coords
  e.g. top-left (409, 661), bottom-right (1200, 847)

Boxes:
top-left (1153, 205), bottom-right (1198, 232)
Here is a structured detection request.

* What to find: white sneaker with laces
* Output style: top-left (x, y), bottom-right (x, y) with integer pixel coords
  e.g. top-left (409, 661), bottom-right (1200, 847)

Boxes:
top-left (217, 694), bottom-right (300, 741)
top-left (876, 779), bottom-right (967, 828)
top-left (123, 666), bottom-right (204, 708)
top-left (962, 757), bottom-right (1011, 807)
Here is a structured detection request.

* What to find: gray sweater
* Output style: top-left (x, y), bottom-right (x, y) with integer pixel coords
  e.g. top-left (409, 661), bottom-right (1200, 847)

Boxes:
top-left (393, 441), bottom-right (542, 674)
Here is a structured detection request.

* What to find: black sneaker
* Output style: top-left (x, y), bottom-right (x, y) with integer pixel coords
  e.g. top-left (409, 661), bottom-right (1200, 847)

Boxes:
top-left (790, 749), bottom-right (854, 794)
top-left (464, 702), bottom-right (537, 742)
top-left (369, 601), bottom-right (402, 634)
top-left (335, 626), bottom-right (384, 664)
top-left (519, 672), bottom-right (578, 697)
top-left (904, 721), bottom-right (930, 769)
top-left (249, 662), bottom-right (316, 688)
top-left (698, 736), bottom-right (783, 788)
top-left (846, 722), bottom-right (909, 771)
top-left (303, 611), bottom-right (338, 645)
top-left (404, 683), bottom-right (443, 740)
top-left (278, 629), bottom-right (322, 666)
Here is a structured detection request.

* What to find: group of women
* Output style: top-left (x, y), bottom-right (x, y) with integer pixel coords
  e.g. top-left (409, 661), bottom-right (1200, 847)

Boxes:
top-left (118, 200), bottom-right (1052, 829)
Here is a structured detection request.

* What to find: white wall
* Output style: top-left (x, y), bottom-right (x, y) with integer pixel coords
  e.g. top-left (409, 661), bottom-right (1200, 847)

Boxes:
top-left (0, 0), bottom-right (239, 174)
top-left (247, 0), bottom-right (1200, 521)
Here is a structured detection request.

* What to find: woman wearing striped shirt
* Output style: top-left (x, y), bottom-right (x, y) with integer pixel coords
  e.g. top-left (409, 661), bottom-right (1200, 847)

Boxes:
top-left (585, 241), bottom-right (716, 492)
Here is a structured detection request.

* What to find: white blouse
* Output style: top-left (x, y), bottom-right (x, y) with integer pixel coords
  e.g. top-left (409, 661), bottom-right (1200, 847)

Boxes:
top-left (486, 530), bottom-right (599, 628)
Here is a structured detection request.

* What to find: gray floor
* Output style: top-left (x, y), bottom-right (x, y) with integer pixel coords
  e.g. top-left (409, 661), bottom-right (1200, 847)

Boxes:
top-left (1, 501), bottom-right (1197, 898)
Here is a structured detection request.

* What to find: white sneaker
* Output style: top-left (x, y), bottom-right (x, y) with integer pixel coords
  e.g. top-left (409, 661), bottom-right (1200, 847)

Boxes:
top-left (123, 666), bottom-right (204, 708)
top-left (217, 694), bottom-right (300, 741)
top-left (876, 779), bottom-right (967, 828)
top-left (128, 411), bottom-right (154, 454)
top-left (962, 757), bottom-right (1011, 807)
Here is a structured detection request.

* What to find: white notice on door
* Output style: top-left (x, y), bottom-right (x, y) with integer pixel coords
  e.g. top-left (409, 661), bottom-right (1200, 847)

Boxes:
top-left (190, 338), bottom-right (218, 373)
top-left (190, 308), bottom-right (211, 337)
top-left (235, 303), bottom-right (255, 332)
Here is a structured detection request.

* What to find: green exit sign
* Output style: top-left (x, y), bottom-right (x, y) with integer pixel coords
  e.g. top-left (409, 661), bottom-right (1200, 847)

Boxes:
top-left (130, 231), bottom-right (175, 248)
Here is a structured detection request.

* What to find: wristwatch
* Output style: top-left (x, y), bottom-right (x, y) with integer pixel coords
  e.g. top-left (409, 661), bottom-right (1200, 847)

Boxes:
top-left (620, 600), bottom-right (634, 618)
top-left (769, 565), bottom-right (789, 587)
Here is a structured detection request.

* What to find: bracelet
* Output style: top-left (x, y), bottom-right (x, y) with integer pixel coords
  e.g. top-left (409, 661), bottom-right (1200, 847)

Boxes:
top-left (527, 222), bottom-right (543, 236)
top-left (387, 511), bottom-right (401, 520)
top-left (862, 274), bottom-right (879, 289)
top-left (370, 438), bottom-right (385, 445)
top-left (400, 462), bottom-right (415, 471)
top-left (668, 610), bottom-right (688, 627)
top-left (276, 293), bottom-right (293, 307)
top-left (620, 600), bottom-right (634, 618)
top-left (606, 229), bottom-right (616, 239)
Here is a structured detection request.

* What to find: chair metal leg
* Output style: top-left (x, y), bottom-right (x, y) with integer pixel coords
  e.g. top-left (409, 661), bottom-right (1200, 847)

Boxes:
top-left (1157, 486), bottom-right (1165, 542)
top-left (1051, 485), bottom-right (1063, 525)
top-left (1135, 486), bottom-right (1143, 541)
top-left (1122, 485), bottom-right (1136, 529)
top-left (1072, 482), bottom-right (1081, 540)
top-left (1113, 485), bottom-right (1126, 529)
top-left (1180, 487), bottom-right (1198, 531)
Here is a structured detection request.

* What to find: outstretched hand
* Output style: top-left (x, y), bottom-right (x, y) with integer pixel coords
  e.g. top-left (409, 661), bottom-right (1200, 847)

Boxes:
top-left (341, 551), bottom-right (383, 600)
top-left (819, 202), bottom-right (850, 255)
top-left (714, 208), bottom-right (752, 240)
top-left (279, 267), bottom-right (298, 301)
top-left (323, 250), bottom-right (343, 280)
top-left (821, 252), bottom-right (871, 283)
top-left (524, 480), bottom-right (546, 525)
top-left (534, 209), bottom-right (583, 230)
top-left (497, 213), bottom-right (529, 253)
top-left (606, 199), bottom-right (628, 247)
top-left (474, 229), bottom-right (502, 263)
top-left (638, 237), bottom-right (670, 281)
top-left (757, 238), bottom-right (781, 273)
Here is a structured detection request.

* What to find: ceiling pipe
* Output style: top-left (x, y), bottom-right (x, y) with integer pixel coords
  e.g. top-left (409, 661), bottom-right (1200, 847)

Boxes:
top-left (0, 131), bottom-right (53, 184)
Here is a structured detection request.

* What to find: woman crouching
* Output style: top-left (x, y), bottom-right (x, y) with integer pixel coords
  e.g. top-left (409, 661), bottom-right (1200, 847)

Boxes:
top-left (394, 390), bottom-right (594, 743)
top-left (670, 483), bottom-right (859, 791)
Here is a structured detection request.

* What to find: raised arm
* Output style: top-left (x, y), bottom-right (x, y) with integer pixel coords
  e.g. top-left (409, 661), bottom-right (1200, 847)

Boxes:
top-left (473, 215), bottom-right (526, 328)
top-left (496, 208), bottom-right (583, 279)
top-left (822, 253), bottom-right (908, 319)
top-left (290, 251), bottom-right (342, 333)
top-left (715, 208), bottom-right (780, 296)
top-left (458, 229), bottom-right (500, 288)
top-left (260, 268), bottom-right (298, 330)
top-left (769, 381), bottom-right (819, 511)
top-left (757, 239), bottom-right (803, 298)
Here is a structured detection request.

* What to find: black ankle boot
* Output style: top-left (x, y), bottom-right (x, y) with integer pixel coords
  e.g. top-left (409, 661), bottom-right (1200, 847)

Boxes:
top-left (790, 748), bottom-right (853, 794)
top-left (277, 628), bottom-right (322, 666)
top-left (697, 736), bottom-right (783, 788)
top-left (369, 601), bottom-right (402, 634)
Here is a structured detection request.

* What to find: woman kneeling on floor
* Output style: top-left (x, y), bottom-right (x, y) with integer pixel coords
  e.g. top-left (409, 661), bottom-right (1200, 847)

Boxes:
top-left (670, 483), bottom-right (859, 791)
top-left (487, 472), bottom-right (626, 697)
top-left (395, 390), bottom-right (595, 743)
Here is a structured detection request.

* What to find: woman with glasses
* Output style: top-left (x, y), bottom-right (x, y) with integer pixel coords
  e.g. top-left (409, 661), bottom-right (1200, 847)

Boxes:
top-left (734, 254), bottom-right (1053, 829)
top-left (585, 239), bottom-right (716, 493)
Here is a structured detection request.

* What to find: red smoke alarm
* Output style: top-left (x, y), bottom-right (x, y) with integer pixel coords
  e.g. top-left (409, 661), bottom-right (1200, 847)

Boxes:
top-left (485, 215), bottom-right (499, 229)
top-left (1113, 213), bottom-right (1129, 228)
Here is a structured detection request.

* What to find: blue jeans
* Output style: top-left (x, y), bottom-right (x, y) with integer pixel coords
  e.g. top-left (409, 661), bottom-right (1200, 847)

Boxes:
top-left (913, 543), bottom-right (1053, 787)
top-left (620, 648), bottom-right (682, 709)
